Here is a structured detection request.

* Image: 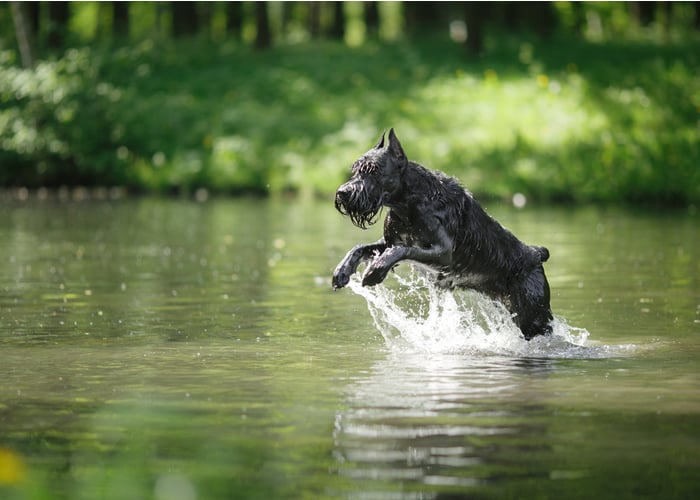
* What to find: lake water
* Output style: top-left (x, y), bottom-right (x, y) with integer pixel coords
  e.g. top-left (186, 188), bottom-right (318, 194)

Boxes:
top-left (1, 196), bottom-right (698, 499)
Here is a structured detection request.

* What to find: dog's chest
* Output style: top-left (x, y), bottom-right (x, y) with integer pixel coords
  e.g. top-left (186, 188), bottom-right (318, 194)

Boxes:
top-left (387, 228), bottom-right (432, 250)
top-left (384, 211), bottom-right (432, 247)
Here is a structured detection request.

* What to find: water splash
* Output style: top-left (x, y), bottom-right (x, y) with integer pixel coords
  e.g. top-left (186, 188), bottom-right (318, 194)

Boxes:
top-left (348, 269), bottom-right (627, 359)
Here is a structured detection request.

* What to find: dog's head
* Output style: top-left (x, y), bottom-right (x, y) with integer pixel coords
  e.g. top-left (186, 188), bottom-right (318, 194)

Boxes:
top-left (335, 128), bottom-right (407, 229)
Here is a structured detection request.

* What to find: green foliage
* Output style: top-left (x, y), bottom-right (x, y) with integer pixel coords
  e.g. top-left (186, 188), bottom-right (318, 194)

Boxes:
top-left (0, 48), bottom-right (132, 186)
top-left (1, 33), bottom-right (699, 203)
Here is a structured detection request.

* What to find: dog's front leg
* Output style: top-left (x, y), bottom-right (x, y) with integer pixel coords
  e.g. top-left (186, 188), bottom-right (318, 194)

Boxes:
top-left (362, 239), bottom-right (453, 287)
top-left (332, 239), bottom-right (387, 289)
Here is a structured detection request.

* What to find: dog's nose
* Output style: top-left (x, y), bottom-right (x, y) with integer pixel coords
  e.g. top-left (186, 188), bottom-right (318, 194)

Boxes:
top-left (335, 183), bottom-right (351, 201)
top-left (335, 189), bottom-right (347, 207)
top-left (335, 184), bottom-right (352, 212)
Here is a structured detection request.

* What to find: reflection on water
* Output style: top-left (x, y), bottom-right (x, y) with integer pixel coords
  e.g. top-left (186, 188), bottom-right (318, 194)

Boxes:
top-left (334, 352), bottom-right (558, 493)
top-left (0, 197), bottom-right (698, 498)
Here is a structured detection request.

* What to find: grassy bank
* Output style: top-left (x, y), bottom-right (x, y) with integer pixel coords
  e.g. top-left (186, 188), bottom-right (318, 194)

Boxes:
top-left (1, 35), bottom-right (698, 203)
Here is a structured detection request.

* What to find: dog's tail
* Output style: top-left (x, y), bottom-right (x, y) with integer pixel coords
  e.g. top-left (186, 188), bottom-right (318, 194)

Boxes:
top-left (534, 246), bottom-right (550, 263)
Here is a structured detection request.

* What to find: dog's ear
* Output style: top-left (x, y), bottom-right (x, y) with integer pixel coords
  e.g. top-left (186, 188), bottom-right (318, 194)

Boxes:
top-left (387, 128), bottom-right (406, 162)
top-left (374, 130), bottom-right (386, 149)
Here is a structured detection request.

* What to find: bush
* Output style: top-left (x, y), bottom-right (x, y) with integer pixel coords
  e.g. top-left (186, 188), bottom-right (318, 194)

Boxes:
top-left (1, 35), bottom-right (698, 204)
top-left (0, 48), bottom-right (132, 186)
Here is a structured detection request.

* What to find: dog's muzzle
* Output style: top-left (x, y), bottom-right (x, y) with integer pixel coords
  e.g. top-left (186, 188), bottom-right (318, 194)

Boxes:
top-left (335, 181), bottom-right (383, 229)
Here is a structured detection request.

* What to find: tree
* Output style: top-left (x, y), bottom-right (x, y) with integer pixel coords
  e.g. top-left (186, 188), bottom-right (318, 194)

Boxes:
top-left (364, 1), bottom-right (379, 38)
top-left (404, 2), bottom-right (441, 35)
top-left (172, 1), bottom-right (199, 37)
top-left (500, 2), bottom-right (555, 38)
top-left (464, 2), bottom-right (490, 56)
top-left (281, 1), bottom-right (296, 38)
top-left (199, 2), bottom-right (213, 40)
top-left (26, 2), bottom-right (39, 43)
top-left (10, 1), bottom-right (37, 68)
top-left (309, 1), bottom-right (321, 38)
top-left (226, 1), bottom-right (244, 40)
top-left (113, 2), bottom-right (129, 38)
top-left (254, 2), bottom-right (271, 49)
top-left (636, 1), bottom-right (657, 26)
top-left (47, 1), bottom-right (70, 49)
top-left (529, 2), bottom-right (556, 38)
top-left (571, 1), bottom-right (586, 36)
top-left (330, 2), bottom-right (346, 39)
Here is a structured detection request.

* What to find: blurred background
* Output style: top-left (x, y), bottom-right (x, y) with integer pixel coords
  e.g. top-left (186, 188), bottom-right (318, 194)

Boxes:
top-left (2, 1), bottom-right (699, 204)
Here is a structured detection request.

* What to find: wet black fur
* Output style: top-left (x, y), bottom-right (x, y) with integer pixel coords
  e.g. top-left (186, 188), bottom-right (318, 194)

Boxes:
top-left (333, 129), bottom-right (553, 340)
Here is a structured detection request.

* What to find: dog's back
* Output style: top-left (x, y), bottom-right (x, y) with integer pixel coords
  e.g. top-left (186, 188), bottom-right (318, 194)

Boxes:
top-left (391, 163), bottom-right (553, 338)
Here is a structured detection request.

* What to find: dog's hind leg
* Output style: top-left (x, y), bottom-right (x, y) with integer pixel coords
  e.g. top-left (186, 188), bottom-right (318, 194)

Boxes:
top-left (517, 307), bottom-right (553, 341)
top-left (510, 265), bottom-right (553, 340)
top-left (332, 239), bottom-right (387, 289)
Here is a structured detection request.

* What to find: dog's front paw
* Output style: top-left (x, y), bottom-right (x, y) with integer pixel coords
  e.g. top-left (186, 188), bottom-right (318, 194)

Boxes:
top-left (332, 268), bottom-right (351, 290)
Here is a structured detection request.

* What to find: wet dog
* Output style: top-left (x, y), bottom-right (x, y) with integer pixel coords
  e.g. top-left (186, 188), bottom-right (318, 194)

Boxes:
top-left (332, 129), bottom-right (553, 340)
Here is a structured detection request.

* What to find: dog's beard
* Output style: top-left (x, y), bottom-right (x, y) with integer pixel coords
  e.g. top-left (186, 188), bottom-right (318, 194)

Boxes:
top-left (335, 188), bottom-right (384, 229)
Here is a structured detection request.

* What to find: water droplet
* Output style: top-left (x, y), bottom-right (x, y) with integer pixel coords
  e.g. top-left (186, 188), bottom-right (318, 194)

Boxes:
top-left (512, 193), bottom-right (527, 209)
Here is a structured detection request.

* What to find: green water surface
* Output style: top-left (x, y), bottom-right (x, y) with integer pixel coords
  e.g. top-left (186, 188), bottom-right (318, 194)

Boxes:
top-left (1, 197), bottom-right (698, 499)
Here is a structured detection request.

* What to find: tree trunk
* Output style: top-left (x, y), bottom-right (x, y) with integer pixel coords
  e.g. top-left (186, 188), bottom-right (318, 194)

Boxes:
top-left (464, 2), bottom-right (490, 56)
top-left (10, 1), bottom-right (37, 68)
top-left (281, 1), bottom-right (296, 37)
top-left (199, 2), bottom-right (212, 40)
top-left (309, 1), bottom-right (321, 38)
top-left (47, 1), bottom-right (70, 49)
top-left (660, 1), bottom-right (672, 37)
top-left (254, 2), bottom-right (271, 49)
top-left (571, 1), bottom-right (586, 36)
top-left (637, 1), bottom-right (656, 26)
top-left (172, 1), bottom-right (199, 37)
top-left (226, 1), bottom-right (243, 39)
top-left (26, 1), bottom-right (39, 42)
top-left (530, 1), bottom-right (556, 38)
top-left (364, 1), bottom-right (379, 37)
top-left (113, 2), bottom-right (130, 38)
top-left (330, 2), bottom-right (345, 39)
top-left (404, 1), bottom-right (441, 35)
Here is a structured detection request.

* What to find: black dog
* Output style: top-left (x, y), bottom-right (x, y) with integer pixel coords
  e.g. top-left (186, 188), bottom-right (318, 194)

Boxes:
top-left (332, 129), bottom-right (553, 340)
